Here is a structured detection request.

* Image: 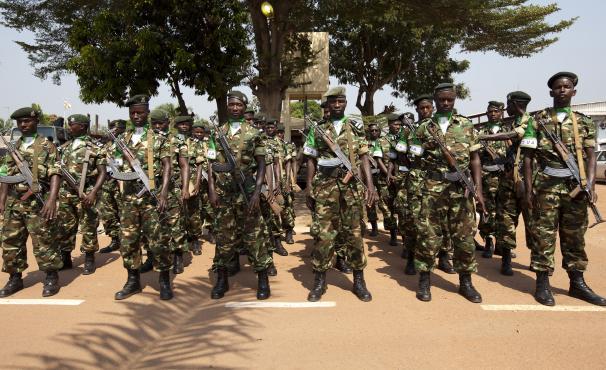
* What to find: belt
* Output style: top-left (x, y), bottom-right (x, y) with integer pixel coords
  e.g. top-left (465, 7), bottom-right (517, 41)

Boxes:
top-left (317, 158), bottom-right (343, 167)
top-left (398, 165), bottom-right (409, 173)
top-left (483, 164), bottom-right (504, 172)
top-left (542, 166), bottom-right (573, 178)
top-left (427, 171), bottom-right (461, 182)
top-left (371, 168), bottom-right (380, 175)
top-left (318, 165), bottom-right (347, 178)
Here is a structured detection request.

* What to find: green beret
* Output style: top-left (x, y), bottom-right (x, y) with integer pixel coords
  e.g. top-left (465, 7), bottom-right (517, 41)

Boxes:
top-left (174, 115), bottom-right (194, 124)
top-left (192, 122), bottom-right (205, 129)
top-left (67, 114), bottom-right (90, 125)
top-left (325, 86), bottom-right (346, 98)
top-left (434, 82), bottom-right (455, 93)
top-left (244, 109), bottom-right (255, 114)
top-left (254, 112), bottom-right (266, 121)
top-left (547, 71), bottom-right (578, 88)
top-left (149, 109), bottom-right (169, 122)
top-left (487, 101), bottom-right (505, 109)
top-left (413, 94), bottom-right (433, 106)
top-left (367, 121), bottom-right (379, 128)
top-left (10, 107), bottom-right (39, 120)
top-left (125, 94), bottom-right (150, 107)
top-left (109, 119), bottom-right (127, 128)
top-left (227, 90), bottom-right (248, 105)
top-left (386, 113), bottom-right (401, 122)
top-left (506, 91), bottom-right (532, 102)
top-left (265, 118), bottom-right (277, 126)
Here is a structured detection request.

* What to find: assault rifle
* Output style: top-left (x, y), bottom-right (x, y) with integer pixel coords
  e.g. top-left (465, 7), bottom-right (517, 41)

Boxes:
top-left (0, 133), bottom-right (44, 204)
top-left (536, 118), bottom-right (604, 228)
top-left (58, 158), bottom-right (81, 195)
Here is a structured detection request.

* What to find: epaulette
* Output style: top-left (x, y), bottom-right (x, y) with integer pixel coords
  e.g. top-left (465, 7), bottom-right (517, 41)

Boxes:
top-left (573, 110), bottom-right (590, 119)
top-left (349, 118), bottom-right (364, 131)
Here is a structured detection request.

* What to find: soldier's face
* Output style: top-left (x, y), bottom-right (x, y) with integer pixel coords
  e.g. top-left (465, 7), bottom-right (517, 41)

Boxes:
top-left (328, 97), bottom-right (347, 118)
top-left (277, 131), bottom-right (284, 140)
top-left (434, 90), bottom-right (456, 113)
top-left (192, 127), bottom-right (205, 140)
top-left (114, 126), bottom-right (126, 135)
top-left (388, 120), bottom-right (401, 134)
top-left (506, 100), bottom-right (526, 117)
top-left (129, 105), bottom-right (149, 127)
top-left (228, 99), bottom-right (245, 119)
top-left (176, 122), bottom-right (192, 135)
top-left (244, 112), bottom-right (254, 125)
top-left (416, 100), bottom-right (433, 120)
top-left (486, 107), bottom-right (502, 123)
top-left (68, 122), bottom-right (87, 137)
top-left (323, 107), bottom-right (330, 120)
top-left (152, 120), bottom-right (169, 132)
top-left (17, 117), bottom-right (38, 135)
top-left (369, 126), bottom-right (380, 139)
top-left (550, 78), bottom-right (576, 106)
top-left (265, 124), bottom-right (276, 137)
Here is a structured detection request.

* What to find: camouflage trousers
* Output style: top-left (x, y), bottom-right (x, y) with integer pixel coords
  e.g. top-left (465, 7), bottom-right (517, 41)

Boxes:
top-left (311, 175), bottom-right (367, 272)
top-left (1, 195), bottom-right (63, 273)
top-left (495, 178), bottom-right (535, 251)
top-left (281, 191), bottom-right (296, 231)
top-left (183, 193), bottom-right (203, 241)
top-left (261, 197), bottom-right (283, 241)
top-left (366, 176), bottom-right (396, 230)
top-left (119, 192), bottom-right (171, 271)
top-left (212, 188), bottom-right (272, 272)
top-left (200, 181), bottom-right (214, 233)
top-left (416, 182), bottom-right (477, 273)
top-left (529, 175), bottom-right (588, 272)
top-left (98, 181), bottom-right (120, 239)
top-left (391, 172), bottom-right (409, 237)
top-left (56, 191), bottom-right (99, 253)
top-left (478, 171), bottom-right (500, 239)
top-left (163, 188), bottom-right (187, 253)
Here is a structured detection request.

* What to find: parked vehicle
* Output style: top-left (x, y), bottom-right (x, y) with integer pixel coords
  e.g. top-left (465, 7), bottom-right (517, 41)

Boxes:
top-left (597, 150), bottom-right (606, 183)
top-left (0, 126), bottom-right (70, 156)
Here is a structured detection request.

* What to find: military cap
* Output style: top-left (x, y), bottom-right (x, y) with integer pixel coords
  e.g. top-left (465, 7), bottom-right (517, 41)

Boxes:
top-left (487, 101), bottom-right (505, 109)
top-left (244, 108), bottom-right (255, 114)
top-left (320, 101), bottom-right (327, 109)
top-left (325, 86), bottom-right (347, 98)
top-left (149, 109), bottom-right (169, 122)
top-left (125, 94), bottom-right (150, 107)
top-left (265, 117), bottom-right (277, 126)
top-left (400, 112), bottom-right (415, 122)
top-left (367, 121), bottom-right (379, 127)
top-left (506, 91), bottom-right (532, 102)
top-left (227, 90), bottom-right (248, 105)
top-left (174, 115), bottom-right (194, 124)
top-left (67, 114), bottom-right (90, 125)
top-left (434, 82), bottom-right (455, 93)
top-left (10, 107), bottom-right (39, 120)
top-left (277, 124), bottom-right (285, 131)
top-left (413, 94), bottom-right (433, 106)
top-left (110, 119), bottom-right (127, 128)
top-left (547, 71), bottom-right (578, 88)
top-left (254, 112), bottom-right (266, 121)
top-left (386, 113), bottom-right (401, 122)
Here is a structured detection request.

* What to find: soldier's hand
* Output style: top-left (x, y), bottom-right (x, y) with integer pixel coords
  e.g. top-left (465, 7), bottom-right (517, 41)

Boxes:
top-left (81, 192), bottom-right (97, 208)
top-left (157, 193), bottom-right (168, 213)
top-left (365, 188), bottom-right (378, 207)
top-left (182, 189), bottom-right (191, 202)
top-left (524, 191), bottom-right (535, 210)
top-left (306, 194), bottom-right (315, 212)
top-left (191, 184), bottom-right (200, 197)
top-left (40, 199), bottom-right (57, 220)
top-left (248, 190), bottom-right (261, 214)
top-left (386, 173), bottom-right (394, 186)
top-left (209, 190), bottom-right (219, 208)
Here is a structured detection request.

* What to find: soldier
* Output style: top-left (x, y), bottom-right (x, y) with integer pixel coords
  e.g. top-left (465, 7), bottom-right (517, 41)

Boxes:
top-left (110, 94), bottom-right (173, 300)
top-left (366, 121), bottom-right (393, 238)
top-left (476, 101), bottom-right (507, 258)
top-left (307, 102), bottom-right (330, 243)
top-left (244, 109), bottom-right (256, 127)
top-left (55, 114), bottom-right (107, 274)
top-left (277, 125), bottom-right (297, 245)
top-left (303, 86), bottom-right (378, 302)
top-left (414, 83), bottom-right (486, 303)
top-left (192, 122), bottom-right (215, 244)
top-left (254, 112), bottom-right (267, 132)
top-left (379, 114), bottom-right (404, 246)
top-left (0, 107), bottom-right (63, 297)
top-left (99, 119), bottom-right (126, 254)
top-left (207, 91), bottom-right (272, 300)
top-left (523, 72), bottom-right (606, 306)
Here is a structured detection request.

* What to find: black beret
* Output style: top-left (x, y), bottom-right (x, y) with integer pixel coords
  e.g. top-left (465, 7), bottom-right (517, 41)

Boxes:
top-left (125, 94), bottom-right (150, 107)
top-left (277, 124), bottom-right (285, 131)
top-left (413, 94), bottom-right (433, 106)
top-left (487, 101), bottom-right (505, 109)
top-left (67, 114), bottom-right (90, 125)
top-left (320, 101), bottom-right (327, 109)
top-left (174, 115), bottom-right (194, 124)
top-left (109, 119), bottom-right (127, 128)
top-left (254, 112), bottom-right (266, 121)
top-left (265, 117), bottom-right (277, 125)
top-left (227, 90), bottom-right (248, 105)
top-left (10, 107), bottom-right (39, 120)
top-left (547, 72), bottom-right (578, 88)
top-left (244, 109), bottom-right (255, 114)
top-left (506, 91), bottom-right (532, 102)
top-left (400, 112), bottom-right (415, 121)
top-left (325, 86), bottom-right (346, 98)
top-left (434, 83), bottom-right (455, 93)
top-left (386, 113), bottom-right (401, 121)
top-left (149, 109), bottom-right (169, 122)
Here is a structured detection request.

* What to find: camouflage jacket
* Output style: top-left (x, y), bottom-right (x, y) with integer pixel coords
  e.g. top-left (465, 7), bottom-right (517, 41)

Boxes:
top-left (167, 133), bottom-right (189, 186)
top-left (58, 135), bottom-right (106, 194)
top-left (476, 122), bottom-right (509, 168)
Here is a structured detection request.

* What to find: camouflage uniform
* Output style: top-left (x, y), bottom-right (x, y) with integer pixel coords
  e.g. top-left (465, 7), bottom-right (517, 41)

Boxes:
top-left (365, 137), bottom-right (394, 229)
top-left (380, 132), bottom-right (408, 235)
top-left (112, 126), bottom-right (172, 271)
top-left (262, 135), bottom-right (284, 243)
top-left (415, 114), bottom-right (481, 272)
top-left (303, 116), bottom-right (368, 272)
top-left (182, 136), bottom-right (205, 244)
top-left (198, 138), bottom-right (215, 232)
top-left (280, 141), bottom-right (297, 231)
top-left (163, 133), bottom-right (189, 254)
top-left (209, 119), bottom-right (272, 272)
top-left (1, 135), bottom-right (63, 273)
top-left (98, 144), bottom-right (121, 242)
top-left (524, 108), bottom-right (594, 272)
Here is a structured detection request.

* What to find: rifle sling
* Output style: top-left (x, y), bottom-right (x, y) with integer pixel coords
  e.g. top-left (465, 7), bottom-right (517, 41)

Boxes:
top-left (569, 110), bottom-right (587, 187)
top-left (513, 114), bottom-right (530, 184)
top-left (78, 148), bottom-right (91, 197)
top-left (31, 136), bottom-right (42, 193)
top-left (147, 130), bottom-right (155, 191)
top-left (344, 121), bottom-right (356, 172)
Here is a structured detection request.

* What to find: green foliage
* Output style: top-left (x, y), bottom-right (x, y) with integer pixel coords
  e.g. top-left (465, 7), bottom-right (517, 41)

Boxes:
top-left (290, 100), bottom-right (322, 121)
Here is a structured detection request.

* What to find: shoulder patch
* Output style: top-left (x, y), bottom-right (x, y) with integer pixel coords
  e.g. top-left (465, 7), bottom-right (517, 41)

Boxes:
top-left (349, 118), bottom-right (363, 131)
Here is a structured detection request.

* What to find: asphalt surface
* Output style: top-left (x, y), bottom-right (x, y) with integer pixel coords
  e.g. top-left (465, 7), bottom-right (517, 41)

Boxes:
top-left (1, 185), bottom-right (606, 369)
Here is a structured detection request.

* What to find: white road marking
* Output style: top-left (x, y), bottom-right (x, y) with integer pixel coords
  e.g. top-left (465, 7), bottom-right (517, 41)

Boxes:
top-left (0, 299), bottom-right (85, 306)
top-left (481, 304), bottom-right (606, 312)
top-left (225, 301), bottom-right (336, 308)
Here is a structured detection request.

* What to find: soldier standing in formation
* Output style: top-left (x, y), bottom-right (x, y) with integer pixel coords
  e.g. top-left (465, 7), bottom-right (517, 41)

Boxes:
top-left (365, 121), bottom-right (393, 238)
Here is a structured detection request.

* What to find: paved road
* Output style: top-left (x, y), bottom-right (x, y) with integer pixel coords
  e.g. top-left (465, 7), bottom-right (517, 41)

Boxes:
top-left (1, 186), bottom-right (606, 369)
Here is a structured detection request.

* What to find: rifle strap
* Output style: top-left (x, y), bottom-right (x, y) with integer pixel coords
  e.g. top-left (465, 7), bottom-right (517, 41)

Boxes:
top-left (31, 136), bottom-right (41, 193)
top-left (513, 114), bottom-right (529, 184)
top-left (236, 124), bottom-right (245, 165)
top-left (570, 111), bottom-right (587, 187)
top-left (345, 120), bottom-right (356, 170)
top-left (147, 130), bottom-right (155, 190)
top-left (78, 148), bottom-right (91, 197)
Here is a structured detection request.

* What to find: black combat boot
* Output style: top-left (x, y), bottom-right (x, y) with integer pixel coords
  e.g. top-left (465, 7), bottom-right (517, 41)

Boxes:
top-left (500, 248), bottom-right (513, 276)
top-left (139, 251), bottom-right (154, 273)
top-left (0, 272), bottom-right (24, 297)
top-left (173, 251), bottom-right (184, 275)
top-left (482, 237), bottom-right (494, 258)
top-left (191, 240), bottom-right (202, 256)
top-left (42, 270), bottom-right (60, 297)
top-left (228, 252), bottom-right (241, 277)
top-left (437, 250), bottom-right (455, 274)
top-left (416, 271), bottom-right (431, 302)
top-left (369, 220), bottom-right (379, 237)
top-left (307, 271), bottom-right (327, 302)
top-left (159, 270), bottom-right (173, 300)
top-left (211, 268), bottom-right (229, 299)
top-left (474, 239), bottom-right (484, 251)
top-left (404, 250), bottom-right (416, 275)
top-left (82, 252), bottom-right (96, 275)
top-left (115, 269), bottom-right (142, 300)
top-left (352, 270), bottom-right (372, 302)
top-left (534, 271), bottom-right (555, 306)
top-left (335, 255), bottom-right (352, 274)
top-left (458, 273), bottom-right (482, 303)
top-left (568, 271), bottom-right (606, 306)
top-left (60, 251), bottom-right (72, 270)
top-left (267, 252), bottom-right (277, 276)
top-left (273, 236), bottom-right (289, 256)
top-left (285, 229), bottom-right (295, 244)
top-left (257, 269), bottom-right (271, 300)
top-left (389, 229), bottom-right (398, 246)
top-left (99, 237), bottom-right (120, 253)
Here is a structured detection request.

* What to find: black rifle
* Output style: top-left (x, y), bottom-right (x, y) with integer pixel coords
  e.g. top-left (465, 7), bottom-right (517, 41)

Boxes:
top-left (0, 132), bottom-right (44, 204)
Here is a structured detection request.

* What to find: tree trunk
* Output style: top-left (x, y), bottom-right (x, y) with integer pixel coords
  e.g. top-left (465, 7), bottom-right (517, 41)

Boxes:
top-left (355, 87), bottom-right (375, 116)
top-left (167, 74), bottom-right (188, 115)
top-left (215, 92), bottom-right (228, 124)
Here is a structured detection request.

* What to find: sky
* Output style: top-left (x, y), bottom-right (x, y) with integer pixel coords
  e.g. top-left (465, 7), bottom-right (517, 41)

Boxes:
top-left (0, 0), bottom-right (603, 127)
